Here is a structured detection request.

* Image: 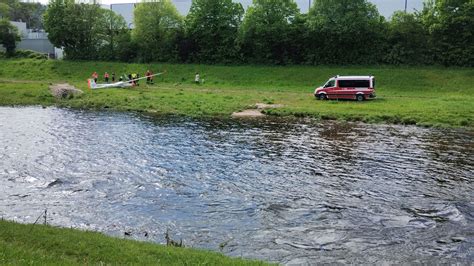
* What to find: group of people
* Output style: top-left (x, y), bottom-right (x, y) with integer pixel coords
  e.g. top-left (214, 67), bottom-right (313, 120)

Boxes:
top-left (91, 70), bottom-right (204, 86)
top-left (91, 70), bottom-right (156, 86)
top-left (91, 71), bottom-right (116, 83)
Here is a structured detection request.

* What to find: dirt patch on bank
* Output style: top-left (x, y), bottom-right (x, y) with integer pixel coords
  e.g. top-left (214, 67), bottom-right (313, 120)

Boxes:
top-left (49, 83), bottom-right (83, 99)
top-left (232, 103), bottom-right (283, 118)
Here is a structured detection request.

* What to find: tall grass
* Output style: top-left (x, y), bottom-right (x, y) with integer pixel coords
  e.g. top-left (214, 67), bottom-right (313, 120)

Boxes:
top-left (0, 220), bottom-right (267, 265)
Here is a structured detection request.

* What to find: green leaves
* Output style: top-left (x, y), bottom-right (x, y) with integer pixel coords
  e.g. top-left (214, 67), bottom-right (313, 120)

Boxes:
top-left (185, 0), bottom-right (243, 63)
top-left (384, 11), bottom-right (432, 65)
top-left (0, 19), bottom-right (20, 55)
top-left (239, 0), bottom-right (300, 64)
top-left (133, 0), bottom-right (183, 62)
top-left (306, 0), bottom-right (387, 65)
top-left (420, 0), bottom-right (474, 66)
top-left (44, 0), bottom-right (128, 60)
top-left (0, 3), bottom-right (11, 20)
top-left (38, 0), bottom-right (474, 66)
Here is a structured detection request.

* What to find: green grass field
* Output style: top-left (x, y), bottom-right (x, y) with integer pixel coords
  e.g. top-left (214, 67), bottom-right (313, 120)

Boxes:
top-left (0, 220), bottom-right (267, 265)
top-left (0, 58), bottom-right (472, 128)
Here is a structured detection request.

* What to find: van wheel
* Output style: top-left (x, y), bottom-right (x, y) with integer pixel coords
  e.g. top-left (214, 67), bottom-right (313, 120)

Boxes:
top-left (356, 94), bottom-right (365, 101)
top-left (318, 94), bottom-right (327, 100)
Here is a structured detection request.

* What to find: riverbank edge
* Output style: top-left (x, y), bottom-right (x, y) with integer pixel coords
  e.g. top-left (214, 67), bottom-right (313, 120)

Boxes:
top-left (3, 101), bottom-right (472, 131)
top-left (0, 219), bottom-right (268, 265)
top-left (0, 58), bottom-right (472, 129)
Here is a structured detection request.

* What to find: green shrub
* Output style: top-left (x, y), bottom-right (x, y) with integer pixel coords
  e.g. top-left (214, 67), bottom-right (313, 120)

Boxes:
top-left (14, 50), bottom-right (48, 60)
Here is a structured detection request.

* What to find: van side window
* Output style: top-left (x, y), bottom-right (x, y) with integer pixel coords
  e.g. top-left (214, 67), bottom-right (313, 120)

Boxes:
top-left (339, 80), bottom-right (370, 88)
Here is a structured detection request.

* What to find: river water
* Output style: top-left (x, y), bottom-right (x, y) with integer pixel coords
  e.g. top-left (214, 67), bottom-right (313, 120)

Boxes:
top-left (0, 107), bottom-right (472, 264)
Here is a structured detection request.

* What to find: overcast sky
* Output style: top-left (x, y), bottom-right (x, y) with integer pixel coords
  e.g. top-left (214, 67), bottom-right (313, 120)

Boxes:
top-left (31, 0), bottom-right (425, 18)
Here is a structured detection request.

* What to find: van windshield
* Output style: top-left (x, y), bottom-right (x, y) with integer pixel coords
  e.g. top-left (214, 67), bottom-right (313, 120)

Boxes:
top-left (324, 79), bottom-right (335, 88)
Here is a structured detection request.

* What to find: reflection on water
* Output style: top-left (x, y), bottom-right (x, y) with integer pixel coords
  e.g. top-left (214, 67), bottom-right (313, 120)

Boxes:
top-left (0, 107), bottom-right (473, 264)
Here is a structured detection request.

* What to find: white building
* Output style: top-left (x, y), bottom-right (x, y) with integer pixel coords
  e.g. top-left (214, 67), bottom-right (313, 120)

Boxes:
top-left (109, 3), bottom-right (136, 28)
top-left (103, 0), bottom-right (424, 23)
top-left (4, 21), bottom-right (63, 59)
top-left (10, 21), bottom-right (28, 37)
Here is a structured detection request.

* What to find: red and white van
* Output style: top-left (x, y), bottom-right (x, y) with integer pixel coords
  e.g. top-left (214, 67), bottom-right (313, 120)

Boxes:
top-left (314, 76), bottom-right (376, 101)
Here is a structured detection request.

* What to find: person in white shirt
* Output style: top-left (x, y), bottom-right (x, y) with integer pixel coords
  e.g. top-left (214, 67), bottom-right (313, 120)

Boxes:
top-left (195, 73), bottom-right (200, 84)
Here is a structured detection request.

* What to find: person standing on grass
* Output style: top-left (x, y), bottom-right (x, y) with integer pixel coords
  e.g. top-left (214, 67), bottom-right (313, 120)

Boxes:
top-left (146, 70), bottom-right (154, 84)
top-left (146, 70), bottom-right (150, 84)
top-left (195, 72), bottom-right (200, 84)
top-left (104, 72), bottom-right (110, 83)
top-left (131, 73), bottom-right (137, 86)
top-left (92, 72), bottom-right (98, 83)
top-left (112, 72), bottom-right (116, 82)
top-left (149, 71), bottom-right (154, 84)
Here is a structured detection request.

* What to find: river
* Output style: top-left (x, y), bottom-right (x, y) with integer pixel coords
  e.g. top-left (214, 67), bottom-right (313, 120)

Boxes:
top-left (0, 107), bottom-right (472, 264)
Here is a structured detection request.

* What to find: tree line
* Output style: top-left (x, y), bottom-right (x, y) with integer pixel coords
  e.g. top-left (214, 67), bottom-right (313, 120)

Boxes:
top-left (4, 0), bottom-right (474, 66)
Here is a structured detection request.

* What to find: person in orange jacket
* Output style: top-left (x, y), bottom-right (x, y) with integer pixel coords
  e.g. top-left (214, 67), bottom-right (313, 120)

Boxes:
top-left (92, 71), bottom-right (98, 83)
top-left (104, 72), bottom-right (110, 83)
top-left (146, 70), bottom-right (154, 84)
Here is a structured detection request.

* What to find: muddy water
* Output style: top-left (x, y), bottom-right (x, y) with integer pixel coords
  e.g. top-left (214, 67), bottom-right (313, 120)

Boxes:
top-left (0, 107), bottom-right (472, 264)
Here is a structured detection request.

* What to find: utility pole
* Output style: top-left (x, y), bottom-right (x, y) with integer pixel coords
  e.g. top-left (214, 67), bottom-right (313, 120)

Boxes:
top-left (404, 0), bottom-right (408, 13)
top-left (309, 0), bottom-right (311, 12)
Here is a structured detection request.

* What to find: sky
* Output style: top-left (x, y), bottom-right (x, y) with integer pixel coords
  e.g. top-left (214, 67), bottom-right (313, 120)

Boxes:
top-left (29, 0), bottom-right (425, 18)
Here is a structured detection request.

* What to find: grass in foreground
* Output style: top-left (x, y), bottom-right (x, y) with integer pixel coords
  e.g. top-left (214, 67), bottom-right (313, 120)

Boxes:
top-left (0, 58), bottom-right (472, 128)
top-left (0, 220), bottom-right (267, 265)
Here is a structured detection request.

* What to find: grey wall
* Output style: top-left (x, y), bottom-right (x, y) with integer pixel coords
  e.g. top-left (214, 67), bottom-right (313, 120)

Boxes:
top-left (17, 39), bottom-right (55, 54)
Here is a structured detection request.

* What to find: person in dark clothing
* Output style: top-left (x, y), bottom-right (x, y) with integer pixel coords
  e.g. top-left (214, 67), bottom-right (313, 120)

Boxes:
top-left (112, 73), bottom-right (115, 82)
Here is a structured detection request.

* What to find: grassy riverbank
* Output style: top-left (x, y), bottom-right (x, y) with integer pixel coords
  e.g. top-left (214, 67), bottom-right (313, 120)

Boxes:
top-left (0, 220), bottom-right (266, 265)
top-left (0, 58), bottom-right (472, 128)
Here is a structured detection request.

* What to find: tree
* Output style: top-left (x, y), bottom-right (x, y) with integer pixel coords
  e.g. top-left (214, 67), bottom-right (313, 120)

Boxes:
top-left (185, 0), bottom-right (244, 63)
top-left (385, 11), bottom-right (432, 65)
top-left (239, 0), bottom-right (300, 64)
top-left (10, 2), bottom-right (46, 29)
top-left (0, 3), bottom-right (10, 19)
top-left (420, 0), bottom-right (474, 66)
top-left (44, 0), bottom-right (127, 60)
top-left (115, 29), bottom-right (138, 62)
top-left (97, 9), bottom-right (128, 61)
top-left (133, 0), bottom-right (183, 62)
top-left (0, 0), bottom-right (16, 20)
top-left (306, 0), bottom-right (387, 64)
top-left (44, 0), bottom-right (98, 59)
top-left (0, 19), bottom-right (20, 55)
top-left (285, 13), bottom-right (308, 64)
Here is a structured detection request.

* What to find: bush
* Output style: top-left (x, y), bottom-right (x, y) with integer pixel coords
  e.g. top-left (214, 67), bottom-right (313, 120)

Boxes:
top-left (13, 50), bottom-right (48, 60)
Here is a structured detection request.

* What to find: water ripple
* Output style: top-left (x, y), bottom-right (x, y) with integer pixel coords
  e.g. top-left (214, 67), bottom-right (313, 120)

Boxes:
top-left (0, 106), bottom-right (473, 264)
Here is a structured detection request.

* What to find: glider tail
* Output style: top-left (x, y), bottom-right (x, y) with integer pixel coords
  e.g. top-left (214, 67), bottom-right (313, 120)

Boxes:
top-left (88, 79), bottom-right (97, 89)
